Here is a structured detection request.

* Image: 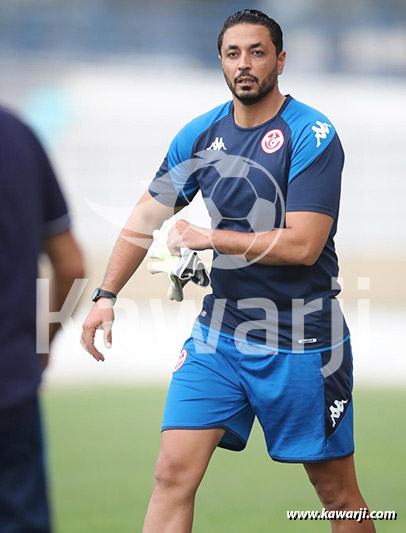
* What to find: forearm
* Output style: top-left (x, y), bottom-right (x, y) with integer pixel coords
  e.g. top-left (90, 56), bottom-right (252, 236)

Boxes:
top-left (170, 212), bottom-right (332, 267)
top-left (49, 272), bottom-right (81, 343)
top-left (45, 230), bottom-right (85, 344)
top-left (100, 230), bottom-right (151, 294)
top-left (100, 191), bottom-right (176, 294)
top-left (168, 217), bottom-right (317, 266)
top-left (211, 227), bottom-right (311, 265)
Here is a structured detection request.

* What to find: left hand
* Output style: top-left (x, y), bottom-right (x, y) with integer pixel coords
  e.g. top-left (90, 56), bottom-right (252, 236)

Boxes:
top-left (167, 219), bottom-right (212, 256)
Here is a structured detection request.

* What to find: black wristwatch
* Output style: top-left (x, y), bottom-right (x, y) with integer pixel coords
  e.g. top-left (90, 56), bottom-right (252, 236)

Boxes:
top-left (92, 288), bottom-right (117, 305)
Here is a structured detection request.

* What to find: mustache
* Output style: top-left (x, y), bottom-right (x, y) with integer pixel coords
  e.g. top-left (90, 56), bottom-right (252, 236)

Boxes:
top-left (234, 71), bottom-right (259, 84)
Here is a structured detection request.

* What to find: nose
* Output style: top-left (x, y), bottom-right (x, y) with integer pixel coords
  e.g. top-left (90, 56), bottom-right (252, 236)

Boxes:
top-left (237, 51), bottom-right (252, 72)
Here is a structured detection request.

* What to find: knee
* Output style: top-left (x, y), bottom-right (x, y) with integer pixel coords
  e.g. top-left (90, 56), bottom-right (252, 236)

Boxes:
top-left (308, 474), bottom-right (348, 511)
top-left (153, 455), bottom-right (199, 496)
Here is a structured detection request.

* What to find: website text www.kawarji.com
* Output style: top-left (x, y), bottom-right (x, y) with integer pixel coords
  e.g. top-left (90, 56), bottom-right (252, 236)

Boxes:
top-left (287, 508), bottom-right (397, 523)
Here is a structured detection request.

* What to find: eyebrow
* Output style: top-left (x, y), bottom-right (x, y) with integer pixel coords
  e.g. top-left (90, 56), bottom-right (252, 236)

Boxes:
top-left (225, 42), bottom-right (265, 51)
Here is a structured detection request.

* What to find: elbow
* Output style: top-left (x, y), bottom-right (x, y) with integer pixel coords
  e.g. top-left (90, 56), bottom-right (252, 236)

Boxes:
top-left (72, 263), bottom-right (86, 280)
top-left (55, 265), bottom-right (86, 283)
top-left (301, 246), bottom-right (321, 267)
top-left (45, 230), bottom-right (86, 282)
top-left (67, 255), bottom-right (86, 281)
top-left (75, 252), bottom-right (86, 279)
top-left (54, 253), bottom-right (86, 282)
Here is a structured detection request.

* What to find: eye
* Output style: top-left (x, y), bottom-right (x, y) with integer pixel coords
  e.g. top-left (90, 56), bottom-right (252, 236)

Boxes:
top-left (252, 50), bottom-right (264, 56)
top-left (227, 51), bottom-right (238, 58)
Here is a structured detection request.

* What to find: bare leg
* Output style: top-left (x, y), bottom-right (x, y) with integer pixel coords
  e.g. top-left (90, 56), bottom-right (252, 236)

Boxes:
top-left (304, 455), bottom-right (376, 532)
top-left (142, 428), bottom-right (225, 533)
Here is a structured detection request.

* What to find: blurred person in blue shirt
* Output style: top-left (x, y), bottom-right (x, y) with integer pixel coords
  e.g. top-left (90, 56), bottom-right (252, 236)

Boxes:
top-left (0, 106), bottom-right (84, 532)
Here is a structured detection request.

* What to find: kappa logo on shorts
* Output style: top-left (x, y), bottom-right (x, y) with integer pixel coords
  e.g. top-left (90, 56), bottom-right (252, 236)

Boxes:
top-left (329, 399), bottom-right (348, 427)
top-left (261, 129), bottom-right (285, 154)
top-left (173, 348), bottom-right (188, 372)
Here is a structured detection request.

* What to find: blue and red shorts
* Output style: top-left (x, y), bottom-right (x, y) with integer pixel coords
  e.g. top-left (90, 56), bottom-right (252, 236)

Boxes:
top-left (162, 323), bottom-right (354, 463)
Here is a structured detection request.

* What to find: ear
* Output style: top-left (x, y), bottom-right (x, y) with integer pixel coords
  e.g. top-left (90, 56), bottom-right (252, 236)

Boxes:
top-left (218, 54), bottom-right (222, 61)
top-left (277, 51), bottom-right (286, 75)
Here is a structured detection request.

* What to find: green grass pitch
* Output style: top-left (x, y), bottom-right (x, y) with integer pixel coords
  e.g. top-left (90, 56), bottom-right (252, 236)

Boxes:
top-left (42, 387), bottom-right (405, 532)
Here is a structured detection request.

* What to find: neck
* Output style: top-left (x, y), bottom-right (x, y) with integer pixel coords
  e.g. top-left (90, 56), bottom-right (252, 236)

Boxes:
top-left (232, 86), bottom-right (286, 128)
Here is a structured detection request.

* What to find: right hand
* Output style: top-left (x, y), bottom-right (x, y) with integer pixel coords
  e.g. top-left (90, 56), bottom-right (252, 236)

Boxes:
top-left (80, 299), bottom-right (115, 362)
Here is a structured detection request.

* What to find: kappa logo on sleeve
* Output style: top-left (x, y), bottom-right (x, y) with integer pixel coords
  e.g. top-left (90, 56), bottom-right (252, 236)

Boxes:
top-left (312, 121), bottom-right (332, 148)
top-left (173, 348), bottom-right (188, 372)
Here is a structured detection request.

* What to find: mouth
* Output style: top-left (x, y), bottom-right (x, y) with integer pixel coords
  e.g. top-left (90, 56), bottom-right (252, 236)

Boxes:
top-left (236, 76), bottom-right (256, 85)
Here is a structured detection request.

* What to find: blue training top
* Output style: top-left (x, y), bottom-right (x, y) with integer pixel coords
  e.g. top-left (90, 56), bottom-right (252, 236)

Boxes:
top-left (149, 95), bottom-right (349, 351)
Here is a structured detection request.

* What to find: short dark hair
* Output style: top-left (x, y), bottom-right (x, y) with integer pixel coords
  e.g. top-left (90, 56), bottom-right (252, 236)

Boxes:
top-left (217, 9), bottom-right (283, 56)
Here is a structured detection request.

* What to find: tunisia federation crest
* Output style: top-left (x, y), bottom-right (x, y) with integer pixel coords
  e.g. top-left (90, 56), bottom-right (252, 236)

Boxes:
top-left (173, 348), bottom-right (188, 372)
top-left (261, 129), bottom-right (285, 154)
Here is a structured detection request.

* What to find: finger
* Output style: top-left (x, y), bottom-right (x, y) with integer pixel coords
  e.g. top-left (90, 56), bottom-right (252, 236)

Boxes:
top-left (147, 261), bottom-right (161, 274)
top-left (167, 237), bottom-right (181, 257)
top-left (149, 261), bottom-right (171, 274)
top-left (102, 321), bottom-right (113, 349)
top-left (80, 333), bottom-right (103, 362)
top-left (148, 250), bottom-right (161, 260)
top-left (80, 334), bottom-right (90, 354)
top-left (82, 326), bottom-right (105, 362)
top-left (175, 219), bottom-right (189, 235)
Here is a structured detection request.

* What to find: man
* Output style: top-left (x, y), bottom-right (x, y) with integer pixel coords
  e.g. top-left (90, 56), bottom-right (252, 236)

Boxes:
top-left (0, 106), bottom-right (84, 531)
top-left (81, 9), bottom-right (374, 532)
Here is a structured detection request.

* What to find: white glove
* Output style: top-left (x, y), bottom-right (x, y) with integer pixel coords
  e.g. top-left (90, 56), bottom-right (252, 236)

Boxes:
top-left (147, 220), bottom-right (210, 302)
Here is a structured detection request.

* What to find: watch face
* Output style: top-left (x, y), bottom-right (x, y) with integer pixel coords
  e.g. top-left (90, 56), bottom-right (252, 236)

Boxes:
top-left (92, 289), bottom-right (100, 301)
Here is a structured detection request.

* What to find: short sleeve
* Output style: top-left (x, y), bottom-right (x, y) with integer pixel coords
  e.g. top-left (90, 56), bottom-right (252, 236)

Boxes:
top-left (28, 132), bottom-right (71, 237)
top-left (286, 133), bottom-right (344, 219)
top-left (148, 101), bottom-right (232, 208)
top-left (148, 125), bottom-right (200, 208)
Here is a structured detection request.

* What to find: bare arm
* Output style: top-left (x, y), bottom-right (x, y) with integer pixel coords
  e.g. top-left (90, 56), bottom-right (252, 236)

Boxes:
top-left (167, 211), bottom-right (334, 266)
top-left (81, 191), bottom-right (177, 361)
top-left (99, 191), bottom-right (177, 294)
top-left (44, 229), bottom-right (85, 368)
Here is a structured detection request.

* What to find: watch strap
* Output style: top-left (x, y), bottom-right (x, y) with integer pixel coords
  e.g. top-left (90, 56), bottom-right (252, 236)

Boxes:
top-left (92, 288), bottom-right (117, 304)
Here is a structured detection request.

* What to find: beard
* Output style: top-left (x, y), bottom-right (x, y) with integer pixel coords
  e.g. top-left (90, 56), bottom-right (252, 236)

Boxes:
top-left (223, 64), bottom-right (278, 106)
